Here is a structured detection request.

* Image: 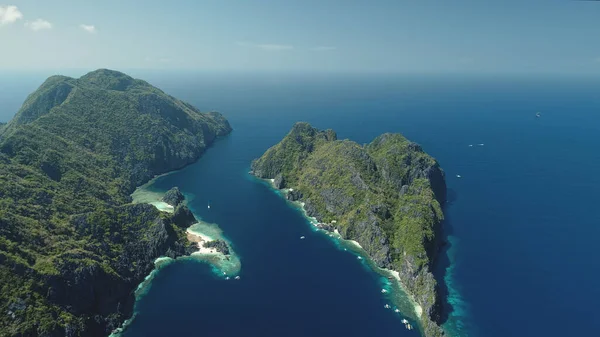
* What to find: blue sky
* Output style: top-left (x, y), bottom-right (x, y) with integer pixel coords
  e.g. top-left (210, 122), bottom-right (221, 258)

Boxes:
top-left (1, 0), bottom-right (600, 74)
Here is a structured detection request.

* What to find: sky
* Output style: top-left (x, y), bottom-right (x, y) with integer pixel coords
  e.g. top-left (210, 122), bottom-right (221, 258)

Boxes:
top-left (1, 0), bottom-right (600, 74)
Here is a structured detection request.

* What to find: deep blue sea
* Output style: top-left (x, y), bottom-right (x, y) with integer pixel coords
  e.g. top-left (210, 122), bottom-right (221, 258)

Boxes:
top-left (2, 72), bottom-right (600, 337)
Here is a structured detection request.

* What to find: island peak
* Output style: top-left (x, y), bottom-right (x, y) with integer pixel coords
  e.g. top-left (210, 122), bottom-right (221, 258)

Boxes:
top-left (251, 122), bottom-right (447, 337)
top-left (0, 70), bottom-right (231, 336)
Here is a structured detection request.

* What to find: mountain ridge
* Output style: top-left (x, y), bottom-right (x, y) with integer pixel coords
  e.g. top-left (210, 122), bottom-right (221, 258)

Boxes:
top-left (0, 69), bottom-right (231, 336)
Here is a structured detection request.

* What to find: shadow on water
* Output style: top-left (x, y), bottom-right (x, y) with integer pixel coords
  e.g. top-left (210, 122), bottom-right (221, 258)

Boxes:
top-left (432, 192), bottom-right (457, 327)
top-left (445, 188), bottom-right (458, 206)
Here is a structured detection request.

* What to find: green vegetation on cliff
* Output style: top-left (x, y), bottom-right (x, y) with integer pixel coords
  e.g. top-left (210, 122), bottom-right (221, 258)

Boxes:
top-left (0, 69), bottom-right (231, 336)
top-left (251, 122), bottom-right (446, 337)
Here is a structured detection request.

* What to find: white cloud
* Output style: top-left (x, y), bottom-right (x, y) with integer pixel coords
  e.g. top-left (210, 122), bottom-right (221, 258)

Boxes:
top-left (236, 41), bottom-right (294, 51)
top-left (80, 24), bottom-right (96, 33)
top-left (0, 5), bottom-right (23, 25)
top-left (25, 19), bottom-right (52, 31)
top-left (311, 46), bottom-right (336, 51)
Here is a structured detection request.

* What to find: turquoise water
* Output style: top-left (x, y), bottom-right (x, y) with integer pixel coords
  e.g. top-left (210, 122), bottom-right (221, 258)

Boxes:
top-left (2, 73), bottom-right (600, 337)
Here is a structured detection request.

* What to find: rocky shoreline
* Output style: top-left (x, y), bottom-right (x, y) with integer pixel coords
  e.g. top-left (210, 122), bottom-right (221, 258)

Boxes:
top-left (264, 179), bottom-right (427, 324)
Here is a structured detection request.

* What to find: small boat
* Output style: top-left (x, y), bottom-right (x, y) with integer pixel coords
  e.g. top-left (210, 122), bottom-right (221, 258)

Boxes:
top-left (357, 256), bottom-right (363, 260)
top-left (300, 236), bottom-right (305, 239)
top-left (381, 289), bottom-right (388, 294)
top-left (468, 144), bottom-right (473, 147)
top-left (401, 319), bottom-right (409, 324)
top-left (225, 276), bottom-right (230, 280)
top-left (394, 309), bottom-right (400, 313)
top-left (208, 202), bottom-right (211, 209)
top-left (456, 174), bottom-right (461, 178)
top-left (407, 324), bottom-right (413, 330)
top-left (536, 112), bottom-right (542, 118)
top-left (478, 143), bottom-right (484, 146)
top-left (234, 276), bottom-right (240, 280)
top-left (384, 304), bottom-right (391, 309)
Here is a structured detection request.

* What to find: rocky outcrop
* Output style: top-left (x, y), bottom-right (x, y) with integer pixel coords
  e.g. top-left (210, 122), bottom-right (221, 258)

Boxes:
top-left (251, 122), bottom-right (447, 337)
top-left (273, 173), bottom-right (285, 189)
top-left (162, 187), bottom-right (185, 206)
top-left (286, 189), bottom-right (303, 201)
top-left (163, 187), bottom-right (198, 229)
top-left (204, 240), bottom-right (230, 255)
top-left (172, 204), bottom-right (198, 228)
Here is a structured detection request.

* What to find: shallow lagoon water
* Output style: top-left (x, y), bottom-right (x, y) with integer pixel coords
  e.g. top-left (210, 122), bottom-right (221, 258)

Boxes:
top-left (131, 179), bottom-right (242, 278)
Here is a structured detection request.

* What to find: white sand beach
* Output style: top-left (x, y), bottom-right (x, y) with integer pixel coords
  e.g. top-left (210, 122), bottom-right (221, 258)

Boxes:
top-left (387, 270), bottom-right (423, 318)
top-left (186, 229), bottom-right (220, 255)
top-left (348, 240), bottom-right (364, 249)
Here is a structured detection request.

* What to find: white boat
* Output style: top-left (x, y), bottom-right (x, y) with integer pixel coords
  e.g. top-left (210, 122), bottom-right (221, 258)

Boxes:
top-left (234, 276), bottom-right (240, 280)
top-left (384, 304), bottom-right (391, 309)
top-left (407, 324), bottom-right (413, 330)
top-left (225, 276), bottom-right (230, 280)
top-left (300, 236), bottom-right (305, 239)
top-left (401, 319), bottom-right (408, 324)
top-left (468, 144), bottom-right (473, 147)
top-left (478, 143), bottom-right (484, 146)
top-left (357, 256), bottom-right (363, 260)
top-left (394, 309), bottom-right (400, 313)
top-left (381, 289), bottom-right (388, 294)
top-left (456, 174), bottom-right (461, 178)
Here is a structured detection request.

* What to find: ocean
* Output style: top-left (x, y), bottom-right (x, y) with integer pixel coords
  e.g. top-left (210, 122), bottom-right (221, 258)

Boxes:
top-left (2, 72), bottom-right (599, 337)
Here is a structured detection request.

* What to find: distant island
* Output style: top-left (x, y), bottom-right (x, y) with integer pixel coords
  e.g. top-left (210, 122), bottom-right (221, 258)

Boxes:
top-left (251, 122), bottom-right (447, 337)
top-left (0, 69), bottom-right (231, 336)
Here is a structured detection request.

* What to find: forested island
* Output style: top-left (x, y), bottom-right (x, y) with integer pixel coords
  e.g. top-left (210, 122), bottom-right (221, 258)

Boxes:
top-left (0, 69), bottom-right (231, 336)
top-left (251, 122), bottom-right (447, 337)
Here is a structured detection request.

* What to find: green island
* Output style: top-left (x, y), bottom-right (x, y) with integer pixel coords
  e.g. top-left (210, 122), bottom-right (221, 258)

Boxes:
top-left (0, 69), bottom-right (231, 336)
top-left (251, 122), bottom-right (447, 337)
